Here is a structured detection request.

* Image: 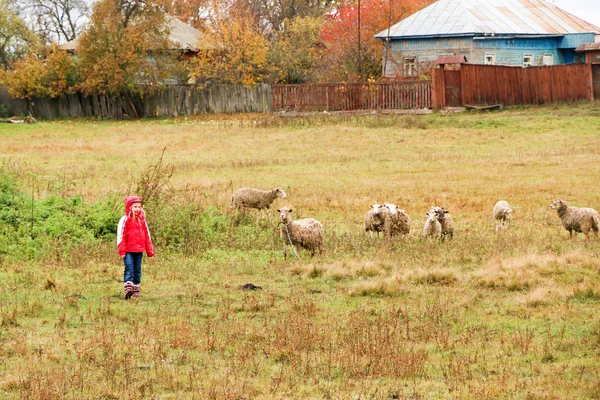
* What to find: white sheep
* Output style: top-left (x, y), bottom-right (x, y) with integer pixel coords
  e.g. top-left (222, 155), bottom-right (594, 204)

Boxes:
top-left (364, 204), bottom-right (386, 237)
top-left (430, 206), bottom-right (454, 240)
top-left (381, 203), bottom-right (411, 239)
top-left (423, 212), bottom-right (442, 239)
top-left (277, 207), bottom-right (324, 259)
top-left (230, 187), bottom-right (287, 219)
top-left (493, 200), bottom-right (512, 232)
top-left (550, 199), bottom-right (600, 240)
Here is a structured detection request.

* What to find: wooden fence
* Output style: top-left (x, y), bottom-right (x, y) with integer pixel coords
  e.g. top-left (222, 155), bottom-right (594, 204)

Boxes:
top-left (0, 84), bottom-right (273, 119)
top-left (272, 81), bottom-right (432, 112)
top-left (432, 63), bottom-right (593, 109)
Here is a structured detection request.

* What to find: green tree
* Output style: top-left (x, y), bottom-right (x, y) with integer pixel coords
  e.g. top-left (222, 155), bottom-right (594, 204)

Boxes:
top-left (269, 16), bottom-right (324, 83)
top-left (0, 0), bottom-right (37, 69)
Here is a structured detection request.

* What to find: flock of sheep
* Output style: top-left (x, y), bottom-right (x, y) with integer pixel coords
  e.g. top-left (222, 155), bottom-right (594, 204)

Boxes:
top-left (231, 187), bottom-right (600, 259)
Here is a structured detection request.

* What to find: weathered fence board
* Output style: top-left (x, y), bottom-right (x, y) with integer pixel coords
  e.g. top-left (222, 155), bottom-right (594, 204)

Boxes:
top-left (0, 84), bottom-right (273, 119)
top-left (272, 82), bottom-right (432, 112)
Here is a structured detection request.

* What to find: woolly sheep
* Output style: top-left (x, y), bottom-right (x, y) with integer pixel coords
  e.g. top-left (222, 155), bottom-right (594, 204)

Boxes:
top-left (381, 203), bottom-right (411, 239)
top-left (493, 200), bottom-right (512, 232)
top-left (277, 207), bottom-right (324, 259)
top-left (430, 206), bottom-right (454, 240)
top-left (230, 187), bottom-right (287, 219)
top-left (364, 204), bottom-right (386, 237)
top-left (550, 199), bottom-right (600, 240)
top-left (423, 212), bottom-right (442, 239)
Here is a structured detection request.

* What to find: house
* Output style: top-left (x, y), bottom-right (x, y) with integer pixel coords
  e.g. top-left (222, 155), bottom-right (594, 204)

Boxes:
top-left (375, 0), bottom-right (600, 78)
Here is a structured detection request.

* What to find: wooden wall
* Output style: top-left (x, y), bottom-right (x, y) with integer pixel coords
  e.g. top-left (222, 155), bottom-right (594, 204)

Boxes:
top-left (272, 82), bottom-right (432, 112)
top-left (0, 84), bottom-right (273, 119)
top-left (432, 63), bottom-right (593, 109)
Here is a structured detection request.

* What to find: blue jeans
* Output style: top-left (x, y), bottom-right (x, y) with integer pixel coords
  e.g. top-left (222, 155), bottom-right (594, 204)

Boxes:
top-left (123, 252), bottom-right (143, 285)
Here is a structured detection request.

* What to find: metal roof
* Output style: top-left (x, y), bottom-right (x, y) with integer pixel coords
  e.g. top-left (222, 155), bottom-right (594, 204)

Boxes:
top-left (576, 42), bottom-right (600, 51)
top-left (61, 16), bottom-right (214, 52)
top-left (375, 0), bottom-right (600, 39)
top-left (435, 55), bottom-right (468, 64)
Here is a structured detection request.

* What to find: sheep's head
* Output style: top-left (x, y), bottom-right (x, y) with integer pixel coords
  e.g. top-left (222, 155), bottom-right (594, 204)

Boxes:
top-left (431, 206), bottom-right (449, 220)
top-left (277, 207), bottom-right (293, 223)
top-left (383, 203), bottom-right (398, 215)
top-left (275, 188), bottom-right (287, 199)
top-left (550, 199), bottom-right (566, 211)
top-left (370, 203), bottom-right (382, 214)
top-left (425, 212), bottom-right (440, 222)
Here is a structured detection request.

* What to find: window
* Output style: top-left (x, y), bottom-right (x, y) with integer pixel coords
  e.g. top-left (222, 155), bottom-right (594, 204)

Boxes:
top-left (542, 54), bottom-right (554, 66)
top-left (523, 54), bottom-right (533, 67)
top-left (403, 57), bottom-right (416, 77)
top-left (484, 53), bottom-right (496, 65)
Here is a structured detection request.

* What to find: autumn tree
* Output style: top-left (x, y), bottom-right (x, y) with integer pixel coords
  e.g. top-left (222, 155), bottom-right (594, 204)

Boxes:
top-left (230, 0), bottom-right (337, 37)
top-left (6, 44), bottom-right (79, 98)
top-left (77, 0), bottom-right (178, 95)
top-left (188, 13), bottom-right (268, 85)
top-left (269, 16), bottom-right (324, 83)
top-left (319, 0), bottom-right (432, 81)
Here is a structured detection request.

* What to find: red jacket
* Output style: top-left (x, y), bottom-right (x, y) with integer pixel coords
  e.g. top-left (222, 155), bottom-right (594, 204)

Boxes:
top-left (117, 196), bottom-right (155, 257)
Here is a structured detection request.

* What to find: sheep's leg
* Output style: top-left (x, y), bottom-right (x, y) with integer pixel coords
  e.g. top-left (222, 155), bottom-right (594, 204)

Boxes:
top-left (282, 243), bottom-right (287, 260)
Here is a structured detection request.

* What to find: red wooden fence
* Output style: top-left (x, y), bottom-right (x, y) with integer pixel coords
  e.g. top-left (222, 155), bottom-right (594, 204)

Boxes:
top-left (433, 63), bottom-right (593, 109)
top-left (272, 81), bottom-right (432, 112)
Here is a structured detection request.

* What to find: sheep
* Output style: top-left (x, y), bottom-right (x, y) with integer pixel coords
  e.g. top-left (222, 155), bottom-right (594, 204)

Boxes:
top-left (430, 206), bottom-right (454, 240)
top-left (423, 212), bottom-right (442, 239)
top-left (364, 204), bottom-right (386, 237)
top-left (381, 203), bottom-right (411, 239)
top-left (550, 199), bottom-right (600, 240)
top-left (493, 200), bottom-right (512, 232)
top-left (277, 207), bottom-right (324, 259)
top-left (230, 187), bottom-right (287, 219)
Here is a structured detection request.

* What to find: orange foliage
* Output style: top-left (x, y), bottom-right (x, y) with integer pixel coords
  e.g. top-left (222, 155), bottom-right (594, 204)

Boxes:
top-left (6, 45), bottom-right (79, 99)
top-left (319, 0), bottom-right (432, 81)
top-left (77, 0), bottom-right (177, 95)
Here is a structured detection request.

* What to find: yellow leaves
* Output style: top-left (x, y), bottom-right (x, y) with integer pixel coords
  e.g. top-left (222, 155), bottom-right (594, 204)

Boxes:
top-left (77, 0), bottom-right (177, 95)
top-left (6, 45), bottom-right (79, 99)
top-left (187, 16), bottom-right (268, 85)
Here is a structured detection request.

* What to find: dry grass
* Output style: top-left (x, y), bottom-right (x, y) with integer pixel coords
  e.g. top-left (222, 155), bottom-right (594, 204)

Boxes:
top-left (1, 103), bottom-right (600, 398)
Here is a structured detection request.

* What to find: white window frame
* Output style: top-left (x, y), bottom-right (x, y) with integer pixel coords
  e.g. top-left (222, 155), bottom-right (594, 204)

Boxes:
top-left (403, 57), bottom-right (417, 77)
top-left (484, 53), bottom-right (496, 65)
top-left (542, 53), bottom-right (554, 66)
top-left (523, 53), bottom-right (534, 68)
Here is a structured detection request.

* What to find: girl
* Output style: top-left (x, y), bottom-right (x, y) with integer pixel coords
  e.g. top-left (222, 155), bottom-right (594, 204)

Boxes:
top-left (117, 196), bottom-right (155, 299)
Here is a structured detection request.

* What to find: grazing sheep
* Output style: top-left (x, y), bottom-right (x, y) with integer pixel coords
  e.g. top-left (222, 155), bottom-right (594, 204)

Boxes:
top-left (493, 201), bottom-right (512, 232)
top-left (381, 203), bottom-right (411, 239)
top-left (550, 199), bottom-right (600, 240)
top-left (423, 212), bottom-right (442, 239)
top-left (430, 206), bottom-right (454, 240)
top-left (230, 187), bottom-right (287, 219)
top-left (364, 204), bottom-right (386, 237)
top-left (277, 207), bottom-right (324, 259)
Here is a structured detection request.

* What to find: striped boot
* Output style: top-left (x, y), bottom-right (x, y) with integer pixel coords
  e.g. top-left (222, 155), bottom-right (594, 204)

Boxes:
top-left (132, 285), bottom-right (141, 298)
top-left (124, 281), bottom-right (134, 300)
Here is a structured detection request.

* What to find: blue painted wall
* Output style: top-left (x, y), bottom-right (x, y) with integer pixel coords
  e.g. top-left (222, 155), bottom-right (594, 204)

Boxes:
top-left (384, 33), bottom-right (594, 78)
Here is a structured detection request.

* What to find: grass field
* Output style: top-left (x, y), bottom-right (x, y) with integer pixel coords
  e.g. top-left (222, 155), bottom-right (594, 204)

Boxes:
top-left (1, 103), bottom-right (600, 399)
